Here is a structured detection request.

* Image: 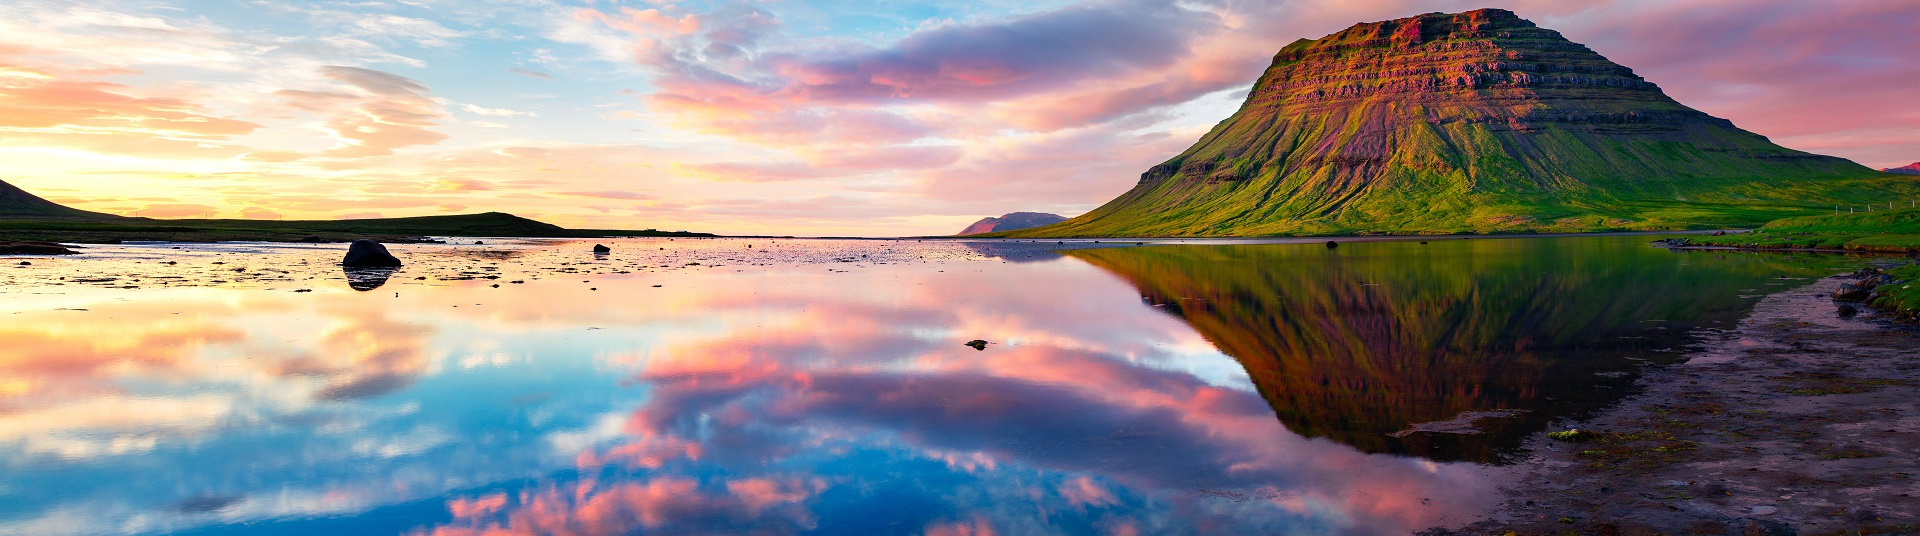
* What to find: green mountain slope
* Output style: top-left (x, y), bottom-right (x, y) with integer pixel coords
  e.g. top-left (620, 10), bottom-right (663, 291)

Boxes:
top-left (1013, 9), bottom-right (1915, 238)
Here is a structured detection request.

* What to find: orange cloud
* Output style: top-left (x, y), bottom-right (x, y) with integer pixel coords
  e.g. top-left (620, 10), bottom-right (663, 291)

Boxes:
top-left (0, 63), bottom-right (260, 158)
top-left (129, 203), bottom-right (218, 218)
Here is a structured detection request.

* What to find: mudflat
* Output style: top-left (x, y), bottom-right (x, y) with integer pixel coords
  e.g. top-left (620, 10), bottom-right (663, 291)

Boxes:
top-left (1458, 273), bottom-right (1920, 534)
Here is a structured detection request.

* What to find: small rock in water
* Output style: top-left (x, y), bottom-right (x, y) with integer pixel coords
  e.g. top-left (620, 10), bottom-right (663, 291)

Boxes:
top-left (1837, 303), bottom-right (1858, 318)
top-left (17, 261), bottom-right (28, 266)
top-left (341, 240), bottom-right (402, 267)
top-left (1325, 240), bottom-right (1338, 249)
top-left (593, 244), bottom-right (611, 254)
top-left (300, 235), bottom-right (324, 243)
top-left (964, 339), bottom-right (989, 351)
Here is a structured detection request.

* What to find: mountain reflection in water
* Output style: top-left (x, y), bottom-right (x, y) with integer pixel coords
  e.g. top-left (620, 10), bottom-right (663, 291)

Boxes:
top-left (1068, 238), bottom-right (1840, 462)
top-left (0, 237), bottom-right (1845, 535)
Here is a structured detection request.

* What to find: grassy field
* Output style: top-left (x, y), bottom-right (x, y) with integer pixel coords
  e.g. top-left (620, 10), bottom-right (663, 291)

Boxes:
top-left (1682, 205), bottom-right (1920, 253)
top-left (1873, 264), bottom-right (1920, 319)
top-left (0, 212), bottom-right (714, 244)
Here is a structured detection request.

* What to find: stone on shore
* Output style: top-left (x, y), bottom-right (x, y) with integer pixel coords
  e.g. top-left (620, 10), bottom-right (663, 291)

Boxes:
top-left (1831, 283), bottom-right (1869, 302)
top-left (593, 244), bottom-right (611, 254)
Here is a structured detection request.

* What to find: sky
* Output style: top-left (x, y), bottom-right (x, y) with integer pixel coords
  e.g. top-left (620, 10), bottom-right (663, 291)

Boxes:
top-left (1, 0), bottom-right (1916, 236)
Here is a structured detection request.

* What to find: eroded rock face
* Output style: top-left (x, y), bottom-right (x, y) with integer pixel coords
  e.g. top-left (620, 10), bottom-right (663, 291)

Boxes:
top-left (342, 239), bottom-right (402, 268)
top-left (1029, 8), bottom-right (1874, 237)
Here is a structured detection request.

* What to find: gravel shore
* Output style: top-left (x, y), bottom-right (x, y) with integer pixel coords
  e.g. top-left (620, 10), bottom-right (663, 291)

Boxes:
top-left (1451, 274), bottom-right (1920, 534)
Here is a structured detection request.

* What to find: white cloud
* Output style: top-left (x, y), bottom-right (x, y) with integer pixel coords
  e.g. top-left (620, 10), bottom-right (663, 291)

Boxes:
top-left (460, 103), bottom-right (534, 117)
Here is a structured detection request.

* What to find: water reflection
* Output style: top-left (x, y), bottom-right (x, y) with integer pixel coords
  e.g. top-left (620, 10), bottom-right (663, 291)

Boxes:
top-left (344, 267), bottom-right (398, 291)
top-left (1068, 238), bottom-right (1838, 461)
top-left (0, 237), bottom-right (1843, 535)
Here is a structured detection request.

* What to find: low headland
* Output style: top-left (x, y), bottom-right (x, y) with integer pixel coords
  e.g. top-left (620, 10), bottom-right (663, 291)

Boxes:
top-left (0, 212), bottom-right (711, 246)
top-left (0, 178), bottom-right (712, 251)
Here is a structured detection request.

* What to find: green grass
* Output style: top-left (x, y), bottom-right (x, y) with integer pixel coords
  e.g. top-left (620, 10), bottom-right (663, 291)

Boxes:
top-left (1871, 264), bottom-right (1920, 318)
top-left (1685, 206), bottom-right (1920, 252)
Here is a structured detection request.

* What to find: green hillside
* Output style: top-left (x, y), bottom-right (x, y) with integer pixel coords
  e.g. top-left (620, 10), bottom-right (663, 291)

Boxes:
top-left (1684, 205), bottom-right (1920, 252)
top-left (1009, 9), bottom-right (1916, 238)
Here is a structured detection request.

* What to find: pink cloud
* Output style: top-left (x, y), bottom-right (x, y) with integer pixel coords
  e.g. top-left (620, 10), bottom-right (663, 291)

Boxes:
top-left (274, 66), bottom-right (449, 158)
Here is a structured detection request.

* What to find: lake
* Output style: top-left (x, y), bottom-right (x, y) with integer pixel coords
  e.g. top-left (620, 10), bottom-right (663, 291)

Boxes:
top-left (0, 235), bottom-right (1851, 535)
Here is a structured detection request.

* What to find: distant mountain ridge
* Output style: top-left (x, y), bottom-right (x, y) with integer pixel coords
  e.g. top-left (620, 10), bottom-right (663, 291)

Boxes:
top-left (1010, 9), bottom-right (1910, 238)
top-left (0, 178), bottom-right (710, 242)
top-left (957, 212), bottom-right (1066, 235)
top-left (0, 179), bottom-right (121, 220)
top-left (1886, 162), bottom-right (1920, 175)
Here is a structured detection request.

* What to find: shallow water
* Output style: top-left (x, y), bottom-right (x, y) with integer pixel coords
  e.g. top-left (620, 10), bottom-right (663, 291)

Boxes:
top-left (0, 236), bottom-right (1852, 535)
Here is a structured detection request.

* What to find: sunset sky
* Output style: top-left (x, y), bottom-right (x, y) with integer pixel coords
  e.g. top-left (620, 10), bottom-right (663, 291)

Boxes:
top-left (2, 0), bottom-right (1915, 236)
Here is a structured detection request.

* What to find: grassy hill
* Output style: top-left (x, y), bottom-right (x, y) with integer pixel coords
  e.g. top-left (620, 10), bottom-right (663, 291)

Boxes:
top-left (0, 179), bottom-right (711, 243)
top-left (1006, 9), bottom-right (1916, 238)
top-left (0, 179), bottom-right (122, 220)
top-left (0, 212), bottom-right (714, 243)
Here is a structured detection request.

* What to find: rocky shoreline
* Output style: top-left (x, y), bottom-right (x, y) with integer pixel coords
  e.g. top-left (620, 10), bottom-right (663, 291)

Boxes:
top-left (1445, 272), bottom-right (1920, 534)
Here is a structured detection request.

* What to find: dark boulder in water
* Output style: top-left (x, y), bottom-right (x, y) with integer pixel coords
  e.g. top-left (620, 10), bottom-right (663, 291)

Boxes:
top-left (1325, 241), bottom-right (1338, 249)
top-left (342, 239), bottom-right (402, 267)
top-left (593, 244), bottom-right (611, 254)
top-left (964, 339), bottom-right (989, 351)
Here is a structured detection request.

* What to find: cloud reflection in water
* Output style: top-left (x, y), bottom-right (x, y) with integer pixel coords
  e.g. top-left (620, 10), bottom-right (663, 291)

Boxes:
top-left (0, 240), bottom-right (1563, 535)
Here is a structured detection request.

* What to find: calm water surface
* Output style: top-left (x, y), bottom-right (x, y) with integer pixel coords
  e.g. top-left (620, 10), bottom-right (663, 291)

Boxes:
top-left (0, 236), bottom-right (1849, 535)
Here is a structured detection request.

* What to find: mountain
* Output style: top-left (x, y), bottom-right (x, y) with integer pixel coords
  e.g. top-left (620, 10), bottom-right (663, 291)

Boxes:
top-left (1886, 162), bottom-right (1920, 175)
top-left (1011, 9), bottom-right (1909, 238)
top-left (956, 212), bottom-right (1066, 235)
top-left (0, 179), bottom-right (121, 220)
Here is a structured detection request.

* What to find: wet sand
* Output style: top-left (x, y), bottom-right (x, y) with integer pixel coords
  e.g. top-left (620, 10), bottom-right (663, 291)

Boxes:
top-left (1454, 273), bottom-right (1920, 534)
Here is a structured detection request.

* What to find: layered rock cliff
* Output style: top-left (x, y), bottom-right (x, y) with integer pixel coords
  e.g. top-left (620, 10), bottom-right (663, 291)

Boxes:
top-left (1014, 9), bottom-right (1905, 237)
top-left (1886, 162), bottom-right (1920, 176)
